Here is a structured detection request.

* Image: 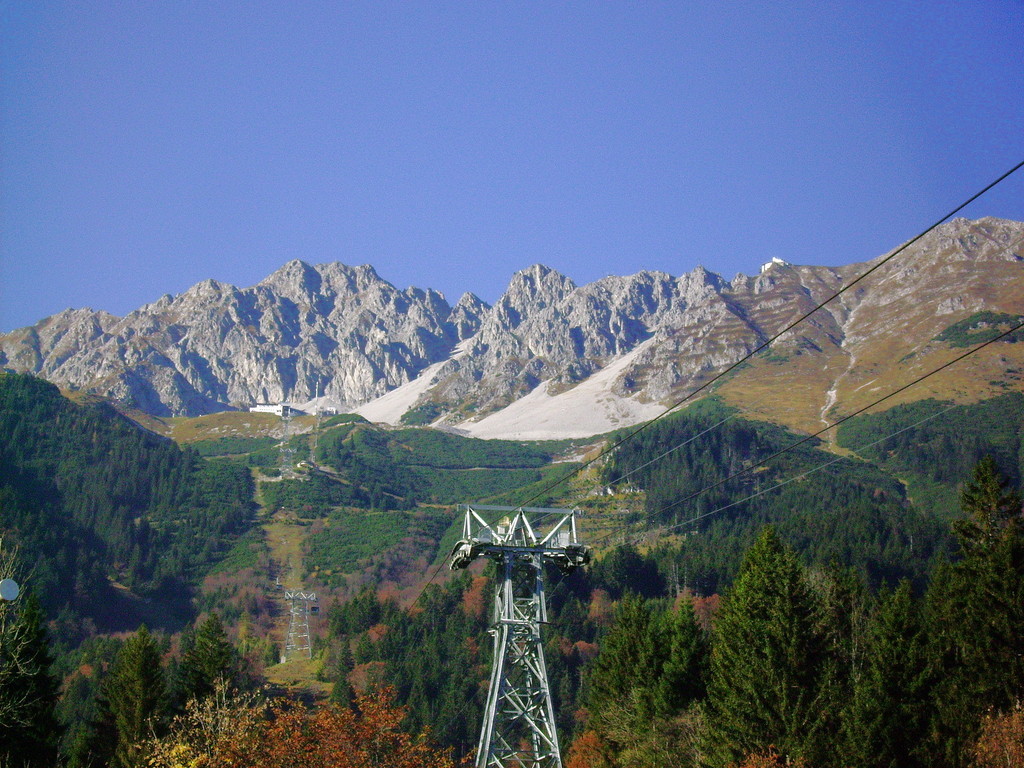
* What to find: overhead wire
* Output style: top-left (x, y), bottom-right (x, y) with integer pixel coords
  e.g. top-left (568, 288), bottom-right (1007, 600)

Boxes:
top-left (407, 160), bottom-right (1024, 605)
top-left (579, 222), bottom-right (1024, 542)
top-left (389, 166), bottom-right (1023, 759)
top-left (602, 411), bottom-right (738, 488)
top-left (552, 221), bottom-right (1024, 519)
top-left (628, 401), bottom-right (962, 543)
top-left (591, 317), bottom-right (1024, 547)
top-left (397, 239), bottom-right (1023, 758)
top-left (514, 157), bottom-right (1024, 510)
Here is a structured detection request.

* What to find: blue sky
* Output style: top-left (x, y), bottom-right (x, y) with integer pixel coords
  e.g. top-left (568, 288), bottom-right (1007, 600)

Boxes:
top-left (2, 1), bottom-right (1023, 332)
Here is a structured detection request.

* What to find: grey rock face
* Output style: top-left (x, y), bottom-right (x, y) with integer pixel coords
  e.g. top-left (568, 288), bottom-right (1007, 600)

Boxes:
top-left (1, 261), bottom-right (474, 416)
top-left (2, 217), bottom-right (1022, 422)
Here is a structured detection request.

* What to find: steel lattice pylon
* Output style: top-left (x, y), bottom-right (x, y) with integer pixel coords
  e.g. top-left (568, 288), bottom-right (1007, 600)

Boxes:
top-left (450, 505), bottom-right (590, 768)
top-left (284, 590), bottom-right (316, 661)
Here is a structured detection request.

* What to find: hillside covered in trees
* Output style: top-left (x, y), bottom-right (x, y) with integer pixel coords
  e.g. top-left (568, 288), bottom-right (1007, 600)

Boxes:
top-left (0, 374), bottom-right (255, 632)
top-left (2, 371), bottom-right (1023, 766)
top-left (312, 459), bottom-right (1024, 767)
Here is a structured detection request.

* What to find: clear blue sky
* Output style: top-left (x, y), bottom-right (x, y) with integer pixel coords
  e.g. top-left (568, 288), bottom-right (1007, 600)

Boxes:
top-left (2, 1), bottom-right (1023, 333)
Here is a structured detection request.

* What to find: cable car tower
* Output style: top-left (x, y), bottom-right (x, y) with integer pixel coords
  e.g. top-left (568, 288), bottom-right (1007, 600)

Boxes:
top-left (450, 504), bottom-right (590, 768)
top-left (284, 590), bottom-right (317, 661)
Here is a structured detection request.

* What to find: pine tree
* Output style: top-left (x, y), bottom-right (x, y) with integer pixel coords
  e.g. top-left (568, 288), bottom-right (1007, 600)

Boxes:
top-left (583, 594), bottom-right (708, 765)
top-left (68, 696), bottom-right (118, 768)
top-left (704, 527), bottom-right (829, 767)
top-left (925, 458), bottom-right (1024, 766)
top-left (811, 566), bottom-right (870, 751)
top-left (103, 625), bottom-right (167, 768)
top-left (653, 601), bottom-right (707, 716)
top-left (587, 594), bottom-right (661, 722)
top-left (953, 456), bottom-right (1022, 556)
top-left (844, 581), bottom-right (931, 768)
top-left (177, 613), bottom-right (238, 702)
top-left (330, 640), bottom-right (355, 707)
top-left (0, 593), bottom-right (61, 767)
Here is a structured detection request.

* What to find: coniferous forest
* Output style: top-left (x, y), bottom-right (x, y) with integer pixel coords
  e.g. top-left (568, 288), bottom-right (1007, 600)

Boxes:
top-left (0, 375), bottom-right (255, 611)
top-left (1, 370), bottom-right (1023, 767)
top-left (314, 458), bottom-right (1023, 768)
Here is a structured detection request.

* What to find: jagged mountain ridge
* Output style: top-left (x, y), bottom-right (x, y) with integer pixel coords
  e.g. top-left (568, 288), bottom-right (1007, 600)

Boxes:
top-left (1, 261), bottom-right (475, 415)
top-left (2, 217), bottom-right (1023, 436)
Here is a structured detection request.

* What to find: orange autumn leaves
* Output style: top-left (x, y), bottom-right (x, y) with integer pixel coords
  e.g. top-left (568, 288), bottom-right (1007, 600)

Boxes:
top-left (146, 686), bottom-right (464, 768)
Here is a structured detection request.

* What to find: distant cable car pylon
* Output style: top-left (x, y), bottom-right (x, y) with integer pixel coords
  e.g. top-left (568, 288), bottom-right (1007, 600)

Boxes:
top-left (450, 504), bottom-right (590, 768)
top-left (284, 590), bottom-right (317, 661)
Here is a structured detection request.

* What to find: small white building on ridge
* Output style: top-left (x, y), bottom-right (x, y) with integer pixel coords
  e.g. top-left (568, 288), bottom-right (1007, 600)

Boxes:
top-left (250, 403), bottom-right (301, 416)
top-left (760, 256), bottom-right (790, 273)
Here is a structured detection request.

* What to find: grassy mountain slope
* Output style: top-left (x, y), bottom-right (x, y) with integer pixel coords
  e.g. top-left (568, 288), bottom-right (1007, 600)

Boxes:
top-left (599, 398), bottom-right (958, 592)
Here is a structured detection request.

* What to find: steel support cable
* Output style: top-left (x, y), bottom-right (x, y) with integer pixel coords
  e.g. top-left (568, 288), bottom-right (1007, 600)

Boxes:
top-left (602, 412), bottom-right (737, 487)
top-left (627, 401), bottom-right (962, 544)
top-left (400, 287), bottom-right (1022, 753)
top-left (406, 553), bottom-right (455, 613)
top-left (529, 403), bottom-right (959, 626)
top-left (406, 499), bottom-right (562, 610)
top-left (588, 224), bottom-right (1024, 500)
top-left (590, 318), bottom-right (1024, 547)
top-left (530, 409), bottom-right (960, 632)
top-left (414, 262), bottom-right (1023, 747)
top-left (408, 504), bottom-right (527, 616)
top-left (434, 683), bottom-right (485, 749)
top-left (517, 413), bottom-right (742, 533)
top-left (514, 157), bottom-right (1024, 510)
top-left (515, 220), bottom-right (1024, 537)
top-left (397, 164), bottom-right (1023, 738)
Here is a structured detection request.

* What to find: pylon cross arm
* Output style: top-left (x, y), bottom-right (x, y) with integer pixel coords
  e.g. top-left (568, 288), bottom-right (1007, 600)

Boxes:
top-left (449, 505), bottom-right (590, 572)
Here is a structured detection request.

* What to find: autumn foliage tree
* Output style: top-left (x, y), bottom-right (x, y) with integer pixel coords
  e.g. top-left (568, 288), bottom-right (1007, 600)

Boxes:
top-left (728, 746), bottom-right (810, 768)
top-left (146, 684), bottom-right (460, 768)
top-left (969, 702), bottom-right (1024, 768)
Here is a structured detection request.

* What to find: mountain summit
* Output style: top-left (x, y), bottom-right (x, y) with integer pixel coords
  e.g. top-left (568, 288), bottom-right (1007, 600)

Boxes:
top-left (2, 217), bottom-right (1022, 437)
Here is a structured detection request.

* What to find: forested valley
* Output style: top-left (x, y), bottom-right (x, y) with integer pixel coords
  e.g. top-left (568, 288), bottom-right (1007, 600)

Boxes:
top-left (2, 371), bottom-right (1023, 767)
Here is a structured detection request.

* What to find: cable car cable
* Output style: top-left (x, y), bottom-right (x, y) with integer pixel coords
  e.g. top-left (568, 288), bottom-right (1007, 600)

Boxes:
top-left (514, 158), bottom-right (1024, 510)
top-left (590, 317), bottom-right (1024, 546)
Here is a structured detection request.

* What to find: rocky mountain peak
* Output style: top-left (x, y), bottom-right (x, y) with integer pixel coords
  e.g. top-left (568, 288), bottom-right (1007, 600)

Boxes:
top-left (181, 278), bottom-right (232, 303)
top-left (490, 264), bottom-right (576, 330)
top-left (1, 217), bottom-right (1021, 429)
top-left (258, 259), bottom-right (323, 300)
top-left (932, 217), bottom-right (1024, 263)
top-left (454, 291), bottom-right (489, 311)
top-left (450, 293), bottom-right (489, 340)
top-left (505, 264), bottom-right (575, 300)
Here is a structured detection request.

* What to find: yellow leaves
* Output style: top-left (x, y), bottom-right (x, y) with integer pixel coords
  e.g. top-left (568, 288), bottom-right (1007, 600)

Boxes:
top-left (144, 685), bottom-right (456, 768)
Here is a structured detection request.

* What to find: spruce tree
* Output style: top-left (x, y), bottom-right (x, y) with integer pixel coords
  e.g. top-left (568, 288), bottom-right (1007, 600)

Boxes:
top-left (587, 594), bottom-right (660, 722)
top-left (330, 640), bottom-right (355, 707)
top-left (584, 593), bottom-right (708, 764)
top-left (844, 581), bottom-right (931, 768)
top-left (104, 625), bottom-right (167, 768)
top-left (954, 456), bottom-right (1022, 556)
top-left (704, 526), bottom-right (829, 767)
top-left (177, 613), bottom-right (238, 702)
top-left (653, 601), bottom-right (707, 716)
top-left (925, 458), bottom-right (1024, 766)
